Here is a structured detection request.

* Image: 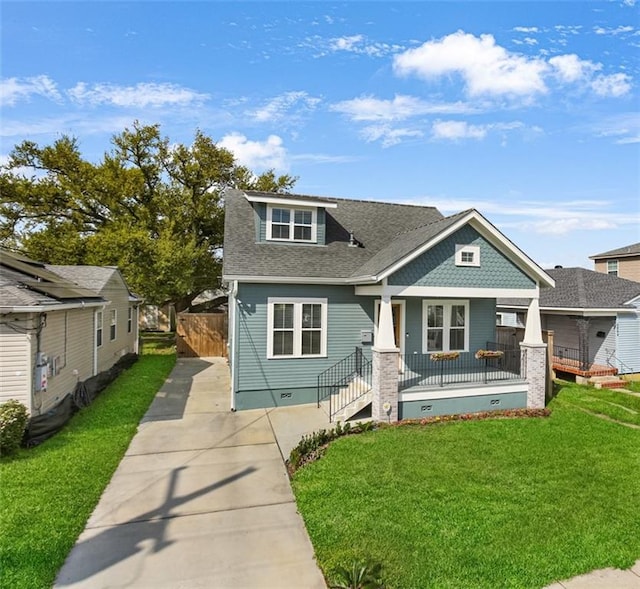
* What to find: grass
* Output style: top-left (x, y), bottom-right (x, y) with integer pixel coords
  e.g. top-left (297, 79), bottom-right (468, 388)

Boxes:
top-left (292, 381), bottom-right (640, 589)
top-left (0, 337), bottom-right (176, 589)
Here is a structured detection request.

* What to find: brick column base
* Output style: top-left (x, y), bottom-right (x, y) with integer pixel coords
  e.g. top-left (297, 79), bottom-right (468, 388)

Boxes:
top-left (372, 347), bottom-right (399, 422)
top-left (520, 343), bottom-right (547, 409)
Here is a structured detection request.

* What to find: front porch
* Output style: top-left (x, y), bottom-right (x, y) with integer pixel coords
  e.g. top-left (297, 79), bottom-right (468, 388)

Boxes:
top-left (398, 344), bottom-right (523, 392)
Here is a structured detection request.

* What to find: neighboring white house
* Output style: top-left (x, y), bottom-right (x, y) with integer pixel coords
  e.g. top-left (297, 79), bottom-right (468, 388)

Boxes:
top-left (498, 267), bottom-right (640, 376)
top-left (0, 250), bottom-right (141, 415)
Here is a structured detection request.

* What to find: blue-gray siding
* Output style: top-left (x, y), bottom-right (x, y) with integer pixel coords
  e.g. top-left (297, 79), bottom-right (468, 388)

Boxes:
top-left (234, 283), bottom-right (499, 409)
top-left (399, 390), bottom-right (527, 419)
top-left (389, 226), bottom-right (535, 289)
top-left (236, 283), bottom-right (374, 397)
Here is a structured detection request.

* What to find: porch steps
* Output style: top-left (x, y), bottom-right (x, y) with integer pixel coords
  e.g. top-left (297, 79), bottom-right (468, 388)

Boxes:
top-left (330, 376), bottom-right (372, 423)
top-left (589, 375), bottom-right (628, 390)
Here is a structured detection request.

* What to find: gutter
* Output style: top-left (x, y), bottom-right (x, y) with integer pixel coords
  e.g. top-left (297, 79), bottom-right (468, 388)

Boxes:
top-left (1, 300), bottom-right (107, 313)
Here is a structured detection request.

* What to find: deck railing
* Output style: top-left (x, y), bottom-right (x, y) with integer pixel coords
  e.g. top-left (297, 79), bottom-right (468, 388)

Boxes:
top-left (399, 342), bottom-right (522, 391)
top-left (553, 345), bottom-right (589, 371)
top-left (317, 347), bottom-right (372, 420)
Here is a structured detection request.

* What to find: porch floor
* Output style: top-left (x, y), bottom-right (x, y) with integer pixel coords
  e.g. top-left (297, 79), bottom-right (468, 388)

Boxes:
top-left (399, 367), bottom-right (524, 393)
top-left (552, 356), bottom-right (617, 378)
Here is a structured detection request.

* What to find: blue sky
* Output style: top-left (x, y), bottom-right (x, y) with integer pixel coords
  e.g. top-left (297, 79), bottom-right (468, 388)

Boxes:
top-left (2, 1), bottom-right (639, 269)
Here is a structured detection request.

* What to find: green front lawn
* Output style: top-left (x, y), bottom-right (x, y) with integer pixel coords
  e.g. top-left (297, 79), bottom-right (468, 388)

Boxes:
top-left (292, 382), bottom-right (640, 588)
top-left (0, 342), bottom-right (175, 589)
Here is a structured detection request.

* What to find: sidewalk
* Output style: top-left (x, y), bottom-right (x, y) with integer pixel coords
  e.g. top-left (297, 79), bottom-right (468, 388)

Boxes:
top-left (54, 357), bottom-right (327, 589)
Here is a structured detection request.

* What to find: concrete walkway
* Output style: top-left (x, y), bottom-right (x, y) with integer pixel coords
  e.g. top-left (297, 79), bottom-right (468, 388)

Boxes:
top-left (54, 357), bottom-right (328, 589)
top-left (54, 357), bottom-right (639, 588)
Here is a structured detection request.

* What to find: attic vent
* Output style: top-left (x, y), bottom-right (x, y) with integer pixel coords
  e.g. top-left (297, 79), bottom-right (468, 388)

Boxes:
top-left (348, 231), bottom-right (362, 248)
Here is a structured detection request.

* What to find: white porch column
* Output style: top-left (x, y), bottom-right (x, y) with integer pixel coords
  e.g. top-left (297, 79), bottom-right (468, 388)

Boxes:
top-left (372, 293), bottom-right (399, 422)
top-left (377, 294), bottom-right (396, 350)
top-left (521, 297), bottom-right (547, 408)
top-left (522, 297), bottom-right (544, 345)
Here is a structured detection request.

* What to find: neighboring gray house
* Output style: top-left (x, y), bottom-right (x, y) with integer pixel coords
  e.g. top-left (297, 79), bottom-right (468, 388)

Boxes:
top-left (222, 190), bottom-right (554, 422)
top-left (0, 250), bottom-right (140, 415)
top-left (498, 267), bottom-right (640, 376)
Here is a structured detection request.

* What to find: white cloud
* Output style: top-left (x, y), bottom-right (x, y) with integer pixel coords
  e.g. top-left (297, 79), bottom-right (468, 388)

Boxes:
top-left (430, 120), bottom-right (525, 142)
top-left (393, 31), bottom-right (632, 100)
top-left (413, 197), bottom-right (639, 235)
top-left (594, 25), bottom-right (635, 35)
top-left (0, 114), bottom-right (136, 138)
top-left (218, 133), bottom-right (287, 171)
top-left (513, 27), bottom-right (539, 33)
top-left (248, 91), bottom-right (321, 123)
top-left (330, 94), bottom-right (478, 122)
top-left (67, 82), bottom-right (208, 108)
top-left (591, 112), bottom-right (640, 144)
top-left (315, 34), bottom-right (402, 57)
top-left (360, 124), bottom-right (423, 147)
top-left (431, 120), bottom-right (488, 140)
top-left (393, 31), bottom-right (549, 97)
top-left (590, 73), bottom-right (632, 97)
top-left (548, 54), bottom-right (600, 83)
top-left (0, 75), bottom-right (61, 107)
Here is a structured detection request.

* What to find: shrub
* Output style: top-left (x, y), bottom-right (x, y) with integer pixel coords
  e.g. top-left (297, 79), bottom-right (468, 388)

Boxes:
top-left (330, 561), bottom-right (385, 589)
top-left (0, 399), bottom-right (29, 455)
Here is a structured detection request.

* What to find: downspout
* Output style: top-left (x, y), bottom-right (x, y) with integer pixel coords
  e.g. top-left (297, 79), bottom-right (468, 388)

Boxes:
top-left (229, 280), bottom-right (238, 411)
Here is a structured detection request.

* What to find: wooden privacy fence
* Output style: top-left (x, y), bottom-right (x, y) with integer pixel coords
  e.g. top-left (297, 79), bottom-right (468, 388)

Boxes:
top-left (176, 313), bottom-right (228, 358)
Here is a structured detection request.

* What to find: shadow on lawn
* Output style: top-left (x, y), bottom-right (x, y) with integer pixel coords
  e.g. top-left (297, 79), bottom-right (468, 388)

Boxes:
top-left (54, 465), bottom-right (256, 587)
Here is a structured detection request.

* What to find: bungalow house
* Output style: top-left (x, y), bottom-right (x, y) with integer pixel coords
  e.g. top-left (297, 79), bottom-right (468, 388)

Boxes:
top-left (222, 190), bottom-right (554, 422)
top-left (590, 242), bottom-right (640, 283)
top-left (498, 267), bottom-right (640, 377)
top-left (0, 249), bottom-right (140, 415)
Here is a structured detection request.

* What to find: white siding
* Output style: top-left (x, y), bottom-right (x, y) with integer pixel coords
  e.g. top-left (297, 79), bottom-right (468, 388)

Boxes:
top-left (32, 308), bottom-right (95, 415)
top-left (0, 317), bottom-right (32, 410)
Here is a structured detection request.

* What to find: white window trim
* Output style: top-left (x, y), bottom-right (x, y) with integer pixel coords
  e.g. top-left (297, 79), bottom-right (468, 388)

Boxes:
top-left (422, 300), bottom-right (470, 353)
top-left (455, 244), bottom-right (480, 267)
top-left (110, 309), bottom-right (117, 341)
top-left (266, 205), bottom-right (317, 243)
top-left (127, 307), bottom-right (133, 333)
top-left (607, 260), bottom-right (618, 275)
top-left (95, 310), bottom-right (103, 349)
top-left (267, 297), bottom-right (327, 359)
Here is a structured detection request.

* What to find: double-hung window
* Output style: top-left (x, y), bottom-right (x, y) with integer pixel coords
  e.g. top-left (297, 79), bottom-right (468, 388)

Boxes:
top-left (96, 311), bottom-right (103, 348)
top-left (607, 260), bottom-right (618, 276)
top-left (110, 309), bottom-right (117, 341)
top-left (423, 300), bottom-right (469, 353)
top-left (127, 307), bottom-right (133, 333)
top-left (268, 298), bottom-right (327, 358)
top-left (267, 206), bottom-right (316, 242)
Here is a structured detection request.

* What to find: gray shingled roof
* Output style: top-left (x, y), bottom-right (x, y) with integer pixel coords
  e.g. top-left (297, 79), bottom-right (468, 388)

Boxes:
top-left (0, 265), bottom-right (60, 307)
top-left (223, 189), bottom-right (447, 280)
top-left (589, 242), bottom-right (640, 259)
top-left (498, 267), bottom-right (640, 310)
top-left (0, 250), bottom-right (106, 309)
top-left (47, 265), bottom-right (118, 294)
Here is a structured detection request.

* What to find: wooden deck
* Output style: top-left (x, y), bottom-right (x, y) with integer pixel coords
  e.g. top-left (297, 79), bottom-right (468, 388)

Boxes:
top-left (552, 356), bottom-right (618, 378)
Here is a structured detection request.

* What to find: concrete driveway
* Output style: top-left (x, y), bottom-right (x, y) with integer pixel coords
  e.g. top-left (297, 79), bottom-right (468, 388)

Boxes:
top-left (54, 357), bottom-right (328, 589)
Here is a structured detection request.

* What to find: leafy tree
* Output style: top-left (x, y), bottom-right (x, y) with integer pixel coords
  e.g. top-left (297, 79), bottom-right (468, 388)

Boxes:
top-left (0, 122), bottom-right (296, 310)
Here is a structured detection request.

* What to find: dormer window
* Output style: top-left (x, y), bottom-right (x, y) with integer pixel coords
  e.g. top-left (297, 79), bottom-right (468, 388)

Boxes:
top-left (268, 205), bottom-right (317, 243)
